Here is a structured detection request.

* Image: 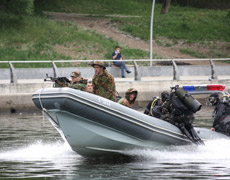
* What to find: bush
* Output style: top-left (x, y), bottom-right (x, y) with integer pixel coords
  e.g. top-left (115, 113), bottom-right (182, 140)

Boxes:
top-left (7, 0), bottom-right (34, 16)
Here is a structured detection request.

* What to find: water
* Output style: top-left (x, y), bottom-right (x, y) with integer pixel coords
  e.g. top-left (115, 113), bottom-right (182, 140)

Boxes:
top-left (1, 108), bottom-right (230, 180)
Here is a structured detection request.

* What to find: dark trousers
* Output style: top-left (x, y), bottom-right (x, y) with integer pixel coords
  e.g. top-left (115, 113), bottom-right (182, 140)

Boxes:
top-left (113, 61), bottom-right (128, 77)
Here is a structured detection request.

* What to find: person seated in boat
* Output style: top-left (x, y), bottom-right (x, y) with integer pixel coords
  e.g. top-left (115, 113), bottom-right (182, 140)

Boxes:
top-left (209, 93), bottom-right (230, 136)
top-left (69, 71), bottom-right (88, 91)
top-left (87, 79), bottom-right (93, 93)
top-left (92, 61), bottom-right (116, 102)
top-left (144, 91), bottom-right (169, 118)
top-left (161, 85), bottom-right (203, 145)
top-left (118, 88), bottom-right (138, 108)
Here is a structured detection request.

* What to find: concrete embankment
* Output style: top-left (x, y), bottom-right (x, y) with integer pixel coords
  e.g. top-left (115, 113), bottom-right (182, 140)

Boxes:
top-left (1, 77), bottom-right (230, 113)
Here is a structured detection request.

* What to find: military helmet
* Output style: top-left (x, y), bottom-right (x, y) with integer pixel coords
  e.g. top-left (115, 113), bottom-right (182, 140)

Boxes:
top-left (71, 71), bottom-right (81, 77)
top-left (91, 61), bottom-right (106, 69)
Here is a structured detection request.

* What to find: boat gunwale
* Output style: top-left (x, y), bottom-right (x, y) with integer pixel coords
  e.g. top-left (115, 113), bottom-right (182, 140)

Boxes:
top-left (33, 89), bottom-right (191, 143)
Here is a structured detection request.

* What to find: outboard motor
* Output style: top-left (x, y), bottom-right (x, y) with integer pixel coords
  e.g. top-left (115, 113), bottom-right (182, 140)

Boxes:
top-left (175, 87), bottom-right (202, 113)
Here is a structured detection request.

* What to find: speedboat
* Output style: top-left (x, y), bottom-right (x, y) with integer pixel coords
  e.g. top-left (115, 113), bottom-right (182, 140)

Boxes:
top-left (32, 84), bottom-right (229, 158)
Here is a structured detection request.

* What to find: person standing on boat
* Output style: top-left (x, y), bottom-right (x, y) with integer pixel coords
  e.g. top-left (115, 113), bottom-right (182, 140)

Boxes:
top-left (112, 46), bottom-right (131, 78)
top-left (118, 88), bottom-right (138, 108)
top-left (209, 93), bottom-right (230, 136)
top-left (92, 61), bottom-right (116, 102)
top-left (69, 71), bottom-right (88, 91)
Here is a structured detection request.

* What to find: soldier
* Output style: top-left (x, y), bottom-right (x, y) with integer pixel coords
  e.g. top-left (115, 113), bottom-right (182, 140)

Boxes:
top-left (118, 88), bottom-right (138, 108)
top-left (209, 93), bottom-right (230, 136)
top-left (69, 71), bottom-right (87, 91)
top-left (92, 61), bottom-right (116, 101)
top-left (144, 91), bottom-right (169, 118)
top-left (160, 86), bottom-right (203, 145)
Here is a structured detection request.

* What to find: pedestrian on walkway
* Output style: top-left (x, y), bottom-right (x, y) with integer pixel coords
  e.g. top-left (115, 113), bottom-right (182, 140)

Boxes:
top-left (112, 46), bottom-right (131, 78)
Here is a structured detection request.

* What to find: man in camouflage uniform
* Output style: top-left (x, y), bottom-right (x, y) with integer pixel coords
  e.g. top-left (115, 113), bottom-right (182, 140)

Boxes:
top-left (118, 88), bottom-right (138, 108)
top-left (92, 61), bottom-right (116, 101)
top-left (69, 71), bottom-right (88, 91)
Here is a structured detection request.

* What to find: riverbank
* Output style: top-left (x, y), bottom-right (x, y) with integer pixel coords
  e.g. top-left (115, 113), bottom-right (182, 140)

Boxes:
top-left (1, 77), bottom-right (230, 113)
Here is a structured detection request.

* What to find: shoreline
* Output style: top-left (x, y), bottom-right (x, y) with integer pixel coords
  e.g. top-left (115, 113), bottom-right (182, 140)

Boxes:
top-left (1, 77), bottom-right (230, 114)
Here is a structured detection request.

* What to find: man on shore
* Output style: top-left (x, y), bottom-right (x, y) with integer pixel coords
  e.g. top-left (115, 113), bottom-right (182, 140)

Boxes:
top-left (92, 61), bottom-right (116, 101)
top-left (112, 46), bottom-right (131, 78)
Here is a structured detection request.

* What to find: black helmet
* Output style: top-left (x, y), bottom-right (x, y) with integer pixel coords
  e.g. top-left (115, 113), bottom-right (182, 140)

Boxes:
top-left (161, 91), bottom-right (169, 102)
top-left (208, 93), bottom-right (219, 106)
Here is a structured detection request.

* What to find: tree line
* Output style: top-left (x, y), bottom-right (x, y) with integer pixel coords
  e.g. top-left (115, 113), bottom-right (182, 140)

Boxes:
top-left (1, 0), bottom-right (230, 16)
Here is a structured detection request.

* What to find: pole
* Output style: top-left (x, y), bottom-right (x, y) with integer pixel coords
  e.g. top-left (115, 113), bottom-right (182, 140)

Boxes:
top-left (150, 0), bottom-right (155, 67)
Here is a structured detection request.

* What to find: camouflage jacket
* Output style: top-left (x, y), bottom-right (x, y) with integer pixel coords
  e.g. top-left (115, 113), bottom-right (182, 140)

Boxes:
top-left (69, 79), bottom-right (87, 91)
top-left (118, 97), bottom-right (133, 108)
top-left (92, 70), bottom-right (116, 101)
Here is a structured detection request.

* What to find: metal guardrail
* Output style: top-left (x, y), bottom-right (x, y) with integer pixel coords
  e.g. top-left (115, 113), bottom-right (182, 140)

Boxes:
top-left (0, 58), bottom-right (230, 83)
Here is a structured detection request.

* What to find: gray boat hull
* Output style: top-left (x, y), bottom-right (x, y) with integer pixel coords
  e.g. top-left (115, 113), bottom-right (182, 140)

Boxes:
top-left (32, 88), bottom-right (228, 158)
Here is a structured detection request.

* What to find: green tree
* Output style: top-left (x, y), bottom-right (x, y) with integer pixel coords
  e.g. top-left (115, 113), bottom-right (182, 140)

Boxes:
top-left (6, 0), bottom-right (34, 16)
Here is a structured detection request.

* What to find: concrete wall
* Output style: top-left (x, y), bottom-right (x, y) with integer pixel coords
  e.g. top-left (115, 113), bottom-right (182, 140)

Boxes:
top-left (1, 78), bottom-right (230, 113)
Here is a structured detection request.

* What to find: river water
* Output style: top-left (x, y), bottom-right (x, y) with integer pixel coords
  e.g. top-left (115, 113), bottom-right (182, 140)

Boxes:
top-left (1, 107), bottom-right (230, 180)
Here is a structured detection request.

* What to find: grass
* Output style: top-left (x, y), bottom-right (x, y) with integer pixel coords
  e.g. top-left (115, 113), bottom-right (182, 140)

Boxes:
top-left (35, 0), bottom-right (230, 42)
top-left (1, 0), bottom-right (230, 68)
top-left (111, 5), bottom-right (230, 42)
top-left (180, 48), bottom-right (207, 58)
top-left (35, 0), bottom-right (152, 16)
top-left (0, 12), bottom-right (150, 68)
top-left (36, 0), bottom-right (230, 58)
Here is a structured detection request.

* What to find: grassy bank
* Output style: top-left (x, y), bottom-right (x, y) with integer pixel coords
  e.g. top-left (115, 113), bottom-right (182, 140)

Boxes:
top-left (35, 0), bottom-right (230, 58)
top-left (0, 12), bottom-right (149, 68)
top-left (1, 0), bottom-right (230, 68)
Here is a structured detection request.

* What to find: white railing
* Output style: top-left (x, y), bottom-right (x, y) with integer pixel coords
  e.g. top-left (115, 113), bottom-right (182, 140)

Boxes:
top-left (0, 58), bottom-right (230, 83)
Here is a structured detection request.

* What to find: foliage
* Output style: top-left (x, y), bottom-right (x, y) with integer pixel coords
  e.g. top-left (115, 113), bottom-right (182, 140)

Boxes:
top-left (170, 0), bottom-right (230, 9)
top-left (7, 0), bottom-right (34, 16)
top-left (34, 0), bottom-right (151, 16)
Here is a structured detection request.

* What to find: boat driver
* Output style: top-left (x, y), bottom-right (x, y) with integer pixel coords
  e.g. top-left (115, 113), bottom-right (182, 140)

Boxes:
top-left (118, 88), bottom-right (138, 108)
top-left (69, 71), bottom-right (88, 91)
top-left (209, 93), bottom-right (230, 136)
